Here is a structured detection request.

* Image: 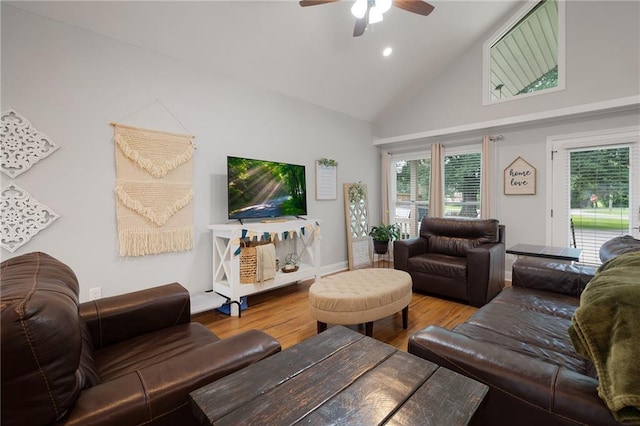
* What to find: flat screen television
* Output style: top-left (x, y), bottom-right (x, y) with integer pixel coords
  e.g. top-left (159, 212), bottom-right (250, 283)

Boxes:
top-left (227, 156), bottom-right (307, 220)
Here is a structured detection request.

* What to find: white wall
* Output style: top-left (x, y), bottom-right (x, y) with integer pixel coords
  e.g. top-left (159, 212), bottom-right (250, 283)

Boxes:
top-left (1, 5), bottom-right (379, 301)
top-left (374, 0), bottom-right (640, 138)
top-left (380, 109), bottom-right (639, 277)
top-left (494, 110), bottom-right (639, 270)
top-left (373, 1), bottom-right (640, 276)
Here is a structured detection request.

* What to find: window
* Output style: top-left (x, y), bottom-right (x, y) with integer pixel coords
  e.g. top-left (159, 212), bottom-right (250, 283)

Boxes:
top-left (483, 0), bottom-right (565, 104)
top-left (444, 150), bottom-right (482, 218)
top-left (391, 154), bottom-right (430, 239)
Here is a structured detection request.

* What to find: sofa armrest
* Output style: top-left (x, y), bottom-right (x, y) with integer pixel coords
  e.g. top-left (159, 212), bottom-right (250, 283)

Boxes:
top-left (467, 243), bottom-right (505, 307)
top-left (62, 330), bottom-right (281, 425)
top-left (393, 237), bottom-right (427, 271)
top-left (511, 258), bottom-right (596, 298)
top-left (409, 326), bottom-right (619, 425)
top-left (79, 283), bottom-right (191, 349)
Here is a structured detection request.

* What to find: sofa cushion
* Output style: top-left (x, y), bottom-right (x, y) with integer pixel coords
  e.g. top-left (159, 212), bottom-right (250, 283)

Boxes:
top-left (1, 252), bottom-right (84, 426)
top-left (78, 318), bottom-right (100, 389)
top-left (421, 218), bottom-right (499, 257)
top-left (492, 284), bottom-right (579, 320)
top-left (406, 253), bottom-right (467, 280)
top-left (95, 322), bottom-right (220, 381)
top-left (457, 288), bottom-right (588, 374)
top-left (599, 235), bottom-right (640, 263)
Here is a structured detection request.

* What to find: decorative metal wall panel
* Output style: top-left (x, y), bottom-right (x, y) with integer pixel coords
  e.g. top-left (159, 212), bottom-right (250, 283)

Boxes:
top-left (1, 109), bottom-right (59, 178)
top-left (1, 183), bottom-right (59, 252)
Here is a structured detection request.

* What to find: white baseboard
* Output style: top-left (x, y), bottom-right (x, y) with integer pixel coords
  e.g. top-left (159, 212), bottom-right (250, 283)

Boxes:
top-left (320, 261), bottom-right (348, 277)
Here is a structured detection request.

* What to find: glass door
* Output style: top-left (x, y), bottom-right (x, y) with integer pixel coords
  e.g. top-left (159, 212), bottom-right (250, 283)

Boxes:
top-left (550, 128), bottom-right (639, 265)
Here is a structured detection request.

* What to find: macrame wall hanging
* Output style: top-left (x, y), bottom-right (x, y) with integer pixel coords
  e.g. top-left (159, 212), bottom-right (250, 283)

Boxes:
top-left (112, 123), bottom-right (195, 256)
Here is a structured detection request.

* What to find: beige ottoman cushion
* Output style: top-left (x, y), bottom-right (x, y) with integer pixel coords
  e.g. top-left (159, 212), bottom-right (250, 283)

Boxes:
top-left (309, 269), bottom-right (412, 325)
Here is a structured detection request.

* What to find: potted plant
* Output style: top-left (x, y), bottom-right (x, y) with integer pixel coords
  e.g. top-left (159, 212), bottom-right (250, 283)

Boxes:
top-left (369, 224), bottom-right (400, 255)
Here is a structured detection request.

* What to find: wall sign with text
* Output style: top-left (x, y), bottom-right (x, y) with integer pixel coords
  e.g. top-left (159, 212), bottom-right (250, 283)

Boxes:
top-left (504, 157), bottom-right (536, 195)
top-left (315, 161), bottom-right (337, 200)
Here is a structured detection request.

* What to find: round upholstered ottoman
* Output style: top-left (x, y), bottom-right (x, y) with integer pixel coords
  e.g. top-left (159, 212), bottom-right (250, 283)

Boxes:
top-left (308, 268), bottom-right (412, 337)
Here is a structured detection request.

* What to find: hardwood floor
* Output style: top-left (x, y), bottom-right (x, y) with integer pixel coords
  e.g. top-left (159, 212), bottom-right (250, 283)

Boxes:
top-left (192, 278), bottom-right (478, 351)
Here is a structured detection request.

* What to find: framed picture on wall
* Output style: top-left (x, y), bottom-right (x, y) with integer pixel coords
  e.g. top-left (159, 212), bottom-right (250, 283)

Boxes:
top-left (504, 156), bottom-right (536, 195)
top-left (315, 160), bottom-right (337, 200)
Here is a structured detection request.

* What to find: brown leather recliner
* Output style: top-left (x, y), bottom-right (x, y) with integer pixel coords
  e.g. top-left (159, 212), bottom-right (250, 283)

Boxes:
top-left (394, 217), bottom-right (506, 307)
top-left (1, 252), bottom-right (281, 426)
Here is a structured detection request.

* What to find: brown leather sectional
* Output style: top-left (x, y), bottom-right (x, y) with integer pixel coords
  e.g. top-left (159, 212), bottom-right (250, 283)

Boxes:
top-left (1, 252), bottom-right (281, 426)
top-left (408, 236), bottom-right (640, 425)
top-left (394, 217), bottom-right (506, 307)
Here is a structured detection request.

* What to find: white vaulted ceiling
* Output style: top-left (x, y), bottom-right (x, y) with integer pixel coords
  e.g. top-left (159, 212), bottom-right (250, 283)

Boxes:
top-left (7, 0), bottom-right (522, 122)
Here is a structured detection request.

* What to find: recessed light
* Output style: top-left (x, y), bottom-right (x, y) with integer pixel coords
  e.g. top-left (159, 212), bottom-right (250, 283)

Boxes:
top-left (382, 47), bottom-right (393, 57)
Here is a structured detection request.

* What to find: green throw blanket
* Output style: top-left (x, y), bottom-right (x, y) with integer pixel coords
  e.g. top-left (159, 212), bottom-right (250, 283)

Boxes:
top-left (569, 252), bottom-right (640, 424)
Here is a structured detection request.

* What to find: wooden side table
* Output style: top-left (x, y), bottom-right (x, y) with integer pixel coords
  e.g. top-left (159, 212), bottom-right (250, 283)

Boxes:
top-left (506, 243), bottom-right (582, 262)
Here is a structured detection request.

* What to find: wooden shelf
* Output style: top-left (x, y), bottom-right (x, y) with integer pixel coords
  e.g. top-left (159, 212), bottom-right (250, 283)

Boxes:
top-left (206, 219), bottom-right (322, 316)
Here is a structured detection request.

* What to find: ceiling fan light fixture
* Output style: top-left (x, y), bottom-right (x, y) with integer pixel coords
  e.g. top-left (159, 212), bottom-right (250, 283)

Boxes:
top-left (368, 6), bottom-right (384, 24)
top-left (298, 0), bottom-right (434, 38)
top-left (351, 0), bottom-right (368, 19)
top-left (377, 0), bottom-right (392, 14)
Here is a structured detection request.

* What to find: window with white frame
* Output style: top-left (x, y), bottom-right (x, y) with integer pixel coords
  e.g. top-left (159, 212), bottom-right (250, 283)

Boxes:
top-left (391, 154), bottom-right (430, 239)
top-left (444, 149), bottom-right (482, 218)
top-left (483, 0), bottom-right (565, 104)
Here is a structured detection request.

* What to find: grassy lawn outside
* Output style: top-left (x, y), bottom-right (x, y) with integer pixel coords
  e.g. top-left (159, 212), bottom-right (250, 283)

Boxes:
top-left (571, 208), bottom-right (629, 230)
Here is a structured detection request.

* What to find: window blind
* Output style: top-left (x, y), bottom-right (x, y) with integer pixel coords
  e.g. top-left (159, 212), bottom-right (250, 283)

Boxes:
top-left (568, 146), bottom-right (630, 265)
top-left (444, 152), bottom-right (482, 218)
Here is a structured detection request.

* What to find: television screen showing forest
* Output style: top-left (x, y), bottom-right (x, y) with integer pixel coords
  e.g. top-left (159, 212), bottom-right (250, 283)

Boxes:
top-left (227, 156), bottom-right (307, 220)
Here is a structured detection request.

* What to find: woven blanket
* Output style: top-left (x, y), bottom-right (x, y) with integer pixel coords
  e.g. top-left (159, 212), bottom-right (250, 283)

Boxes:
top-left (569, 252), bottom-right (640, 424)
top-left (114, 124), bottom-right (194, 256)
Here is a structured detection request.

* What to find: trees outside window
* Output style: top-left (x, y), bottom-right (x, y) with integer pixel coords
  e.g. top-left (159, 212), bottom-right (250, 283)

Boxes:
top-left (393, 157), bottom-right (430, 238)
top-left (444, 152), bottom-right (482, 218)
top-left (570, 147), bottom-right (629, 210)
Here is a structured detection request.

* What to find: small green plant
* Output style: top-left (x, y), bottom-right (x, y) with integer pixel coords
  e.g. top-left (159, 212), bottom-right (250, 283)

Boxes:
top-left (369, 224), bottom-right (400, 242)
top-left (318, 158), bottom-right (338, 167)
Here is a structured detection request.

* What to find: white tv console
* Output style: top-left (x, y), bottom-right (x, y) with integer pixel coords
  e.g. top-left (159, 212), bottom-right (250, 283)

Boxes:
top-left (205, 219), bottom-right (321, 316)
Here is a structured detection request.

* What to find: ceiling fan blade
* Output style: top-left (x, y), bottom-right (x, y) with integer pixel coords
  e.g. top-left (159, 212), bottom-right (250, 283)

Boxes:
top-left (299, 0), bottom-right (339, 7)
top-left (353, 13), bottom-right (368, 37)
top-left (393, 0), bottom-right (435, 16)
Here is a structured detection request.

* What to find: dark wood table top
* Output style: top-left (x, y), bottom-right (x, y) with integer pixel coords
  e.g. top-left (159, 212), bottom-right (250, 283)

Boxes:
top-left (506, 243), bottom-right (583, 262)
top-left (190, 326), bottom-right (488, 426)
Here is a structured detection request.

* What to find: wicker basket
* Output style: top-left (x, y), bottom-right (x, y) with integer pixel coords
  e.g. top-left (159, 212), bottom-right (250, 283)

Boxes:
top-left (239, 240), bottom-right (272, 284)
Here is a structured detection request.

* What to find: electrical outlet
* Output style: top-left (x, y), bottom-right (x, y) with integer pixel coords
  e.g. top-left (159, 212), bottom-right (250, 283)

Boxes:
top-left (89, 287), bottom-right (102, 301)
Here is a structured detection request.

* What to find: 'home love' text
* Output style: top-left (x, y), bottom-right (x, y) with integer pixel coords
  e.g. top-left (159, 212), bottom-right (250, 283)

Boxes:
top-left (509, 168), bottom-right (531, 187)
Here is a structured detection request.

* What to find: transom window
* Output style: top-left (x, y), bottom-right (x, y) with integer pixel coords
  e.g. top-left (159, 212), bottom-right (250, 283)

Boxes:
top-left (483, 0), bottom-right (565, 104)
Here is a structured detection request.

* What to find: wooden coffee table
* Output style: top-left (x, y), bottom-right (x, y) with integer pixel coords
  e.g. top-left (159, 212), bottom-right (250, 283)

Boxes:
top-left (190, 326), bottom-right (488, 425)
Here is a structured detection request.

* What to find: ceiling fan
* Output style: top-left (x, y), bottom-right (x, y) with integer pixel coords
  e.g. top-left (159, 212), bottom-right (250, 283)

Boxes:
top-left (299, 0), bottom-right (435, 37)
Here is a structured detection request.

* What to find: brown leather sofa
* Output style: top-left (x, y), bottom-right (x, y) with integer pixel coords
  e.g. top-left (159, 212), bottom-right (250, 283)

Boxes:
top-left (393, 217), bottom-right (505, 307)
top-left (1, 252), bottom-right (281, 426)
top-left (408, 237), bottom-right (640, 425)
